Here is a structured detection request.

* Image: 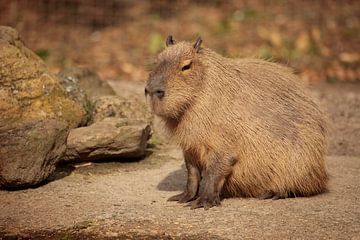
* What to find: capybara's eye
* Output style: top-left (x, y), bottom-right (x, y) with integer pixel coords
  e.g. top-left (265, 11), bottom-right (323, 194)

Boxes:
top-left (181, 62), bottom-right (192, 71)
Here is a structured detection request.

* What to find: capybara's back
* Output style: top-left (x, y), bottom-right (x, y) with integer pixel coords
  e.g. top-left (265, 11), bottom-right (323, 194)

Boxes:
top-left (146, 36), bottom-right (328, 209)
top-left (216, 59), bottom-right (328, 198)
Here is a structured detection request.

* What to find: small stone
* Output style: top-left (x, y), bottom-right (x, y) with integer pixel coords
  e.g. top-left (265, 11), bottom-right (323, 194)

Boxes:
top-left (63, 117), bottom-right (151, 162)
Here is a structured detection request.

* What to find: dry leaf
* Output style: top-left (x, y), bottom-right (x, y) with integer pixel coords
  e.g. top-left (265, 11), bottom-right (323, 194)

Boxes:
top-left (311, 27), bottom-right (321, 43)
top-left (339, 52), bottom-right (360, 63)
top-left (121, 62), bottom-right (135, 74)
top-left (269, 31), bottom-right (283, 47)
top-left (320, 46), bottom-right (331, 57)
top-left (257, 27), bottom-right (269, 39)
top-left (295, 31), bottom-right (310, 52)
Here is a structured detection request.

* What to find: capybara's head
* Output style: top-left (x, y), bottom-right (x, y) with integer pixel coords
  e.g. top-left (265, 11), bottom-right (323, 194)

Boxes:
top-left (145, 36), bottom-right (205, 119)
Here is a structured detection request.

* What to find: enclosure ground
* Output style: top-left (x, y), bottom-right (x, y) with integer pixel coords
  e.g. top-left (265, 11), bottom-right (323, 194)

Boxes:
top-left (0, 82), bottom-right (359, 240)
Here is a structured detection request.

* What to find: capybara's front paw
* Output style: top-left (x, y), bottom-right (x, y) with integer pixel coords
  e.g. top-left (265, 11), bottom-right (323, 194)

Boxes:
top-left (188, 194), bottom-right (221, 210)
top-left (167, 192), bottom-right (185, 202)
top-left (167, 191), bottom-right (197, 203)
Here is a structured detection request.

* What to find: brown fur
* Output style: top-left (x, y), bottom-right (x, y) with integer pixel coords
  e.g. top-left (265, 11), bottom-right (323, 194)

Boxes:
top-left (145, 37), bottom-right (328, 209)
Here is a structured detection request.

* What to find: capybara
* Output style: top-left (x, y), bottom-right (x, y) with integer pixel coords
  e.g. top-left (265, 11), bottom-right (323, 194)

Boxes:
top-left (145, 36), bottom-right (328, 209)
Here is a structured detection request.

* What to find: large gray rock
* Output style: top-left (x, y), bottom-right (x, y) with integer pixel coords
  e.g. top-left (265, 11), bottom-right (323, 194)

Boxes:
top-left (58, 68), bottom-right (116, 101)
top-left (57, 67), bottom-right (117, 126)
top-left (57, 71), bottom-right (91, 126)
top-left (0, 26), bottom-right (85, 189)
top-left (63, 118), bottom-right (151, 162)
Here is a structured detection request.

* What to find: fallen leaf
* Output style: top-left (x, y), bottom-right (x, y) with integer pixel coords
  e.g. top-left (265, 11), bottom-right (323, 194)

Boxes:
top-left (320, 46), bottom-right (331, 57)
top-left (269, 31), bottom-right (282, 47)
top-left (339, 52), bottom-right (360, 63)
top-left (295, 31), bottom-right (310, 52)
top-left (257, 27), bottom-right (269, 39)
top-left (311, 27), bottom-right (321, 43)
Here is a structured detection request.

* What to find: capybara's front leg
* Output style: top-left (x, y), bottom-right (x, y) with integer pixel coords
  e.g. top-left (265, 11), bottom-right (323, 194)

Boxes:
top-left (168, 152), bottom-right (201, 203)
top-left (190, 153), bottom-right (235, 210)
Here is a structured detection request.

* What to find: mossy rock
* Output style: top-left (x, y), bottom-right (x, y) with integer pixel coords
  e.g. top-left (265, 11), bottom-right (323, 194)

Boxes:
top-left (0, 26), bottom-right (86, 189)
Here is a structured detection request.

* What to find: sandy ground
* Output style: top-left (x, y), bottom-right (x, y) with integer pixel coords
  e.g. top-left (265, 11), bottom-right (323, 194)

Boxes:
top-left (0, 81), bottom-right (359, 240)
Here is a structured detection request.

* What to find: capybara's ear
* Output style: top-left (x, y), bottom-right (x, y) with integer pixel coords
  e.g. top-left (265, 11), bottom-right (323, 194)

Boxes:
top-left (166, 35), bottom-right (175, 47)
top-left (193, 37), bottom-right (202, 52)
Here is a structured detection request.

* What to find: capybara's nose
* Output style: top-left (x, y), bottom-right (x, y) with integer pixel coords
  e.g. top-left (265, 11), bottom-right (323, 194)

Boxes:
top-left (145, 86), bottom-right (165, 99)
top-left (154, 89), bottom-right (165, 99)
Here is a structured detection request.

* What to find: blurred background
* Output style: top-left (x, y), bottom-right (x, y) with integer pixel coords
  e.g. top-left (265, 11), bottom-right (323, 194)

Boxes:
top-left (0, 0), bottom-right (359, 83)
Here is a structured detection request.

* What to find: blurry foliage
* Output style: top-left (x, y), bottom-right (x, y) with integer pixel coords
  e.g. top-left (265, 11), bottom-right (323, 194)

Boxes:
top-left (148, 32), bottom-right (163, 54)
top-left (60, 234), bottom-right (73, 240)
top-left (35, 48), bottom-right (50, 60)
top-left (217, 17), bottom-right (232, 35)
top-left (327, 75), bottom-right (338, 83)
top-left (0, 0), bottom-right (359, 82)
top-left (148, 135), bottom-right (163, 146)
top-left (257, 46), bottom-right (271, 59)
top-left (233, 7), bottom-right (258, 22)
top-left (344, 27), bottom-right (360, 38)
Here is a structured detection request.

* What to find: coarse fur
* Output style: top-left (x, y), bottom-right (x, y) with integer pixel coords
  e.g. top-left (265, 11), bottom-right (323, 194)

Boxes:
top-left (145, 36), bottom-right (328, 209)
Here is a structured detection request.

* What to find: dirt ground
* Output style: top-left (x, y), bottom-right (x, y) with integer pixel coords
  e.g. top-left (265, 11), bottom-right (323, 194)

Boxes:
top-left (0, 81), bottom-right (359, 240)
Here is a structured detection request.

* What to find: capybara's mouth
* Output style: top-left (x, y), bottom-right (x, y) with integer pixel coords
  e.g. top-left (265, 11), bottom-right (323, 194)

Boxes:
top-left (146, 95), bottom-right (162, 115)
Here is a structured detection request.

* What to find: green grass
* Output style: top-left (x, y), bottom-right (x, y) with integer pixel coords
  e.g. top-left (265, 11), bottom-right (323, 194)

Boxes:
top-left (148, 32), bottom-right (164, 54)
top-left (36, 49), bottom-right (50, 60)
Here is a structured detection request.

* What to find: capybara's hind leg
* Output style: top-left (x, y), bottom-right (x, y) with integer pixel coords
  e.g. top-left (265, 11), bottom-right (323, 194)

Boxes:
top-left (259, 191), bottom-right (294, 200)
top-left (272, 192), bottom-right (288, 200)
top-left (168, 152), bottom-right (201, 203)
top-left (258, 192), bottom-right (275, 200)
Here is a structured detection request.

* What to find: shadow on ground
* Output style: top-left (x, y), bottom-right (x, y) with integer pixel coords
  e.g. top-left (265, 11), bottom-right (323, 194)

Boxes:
top-left (157, 164), bottom-right (186, 192)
